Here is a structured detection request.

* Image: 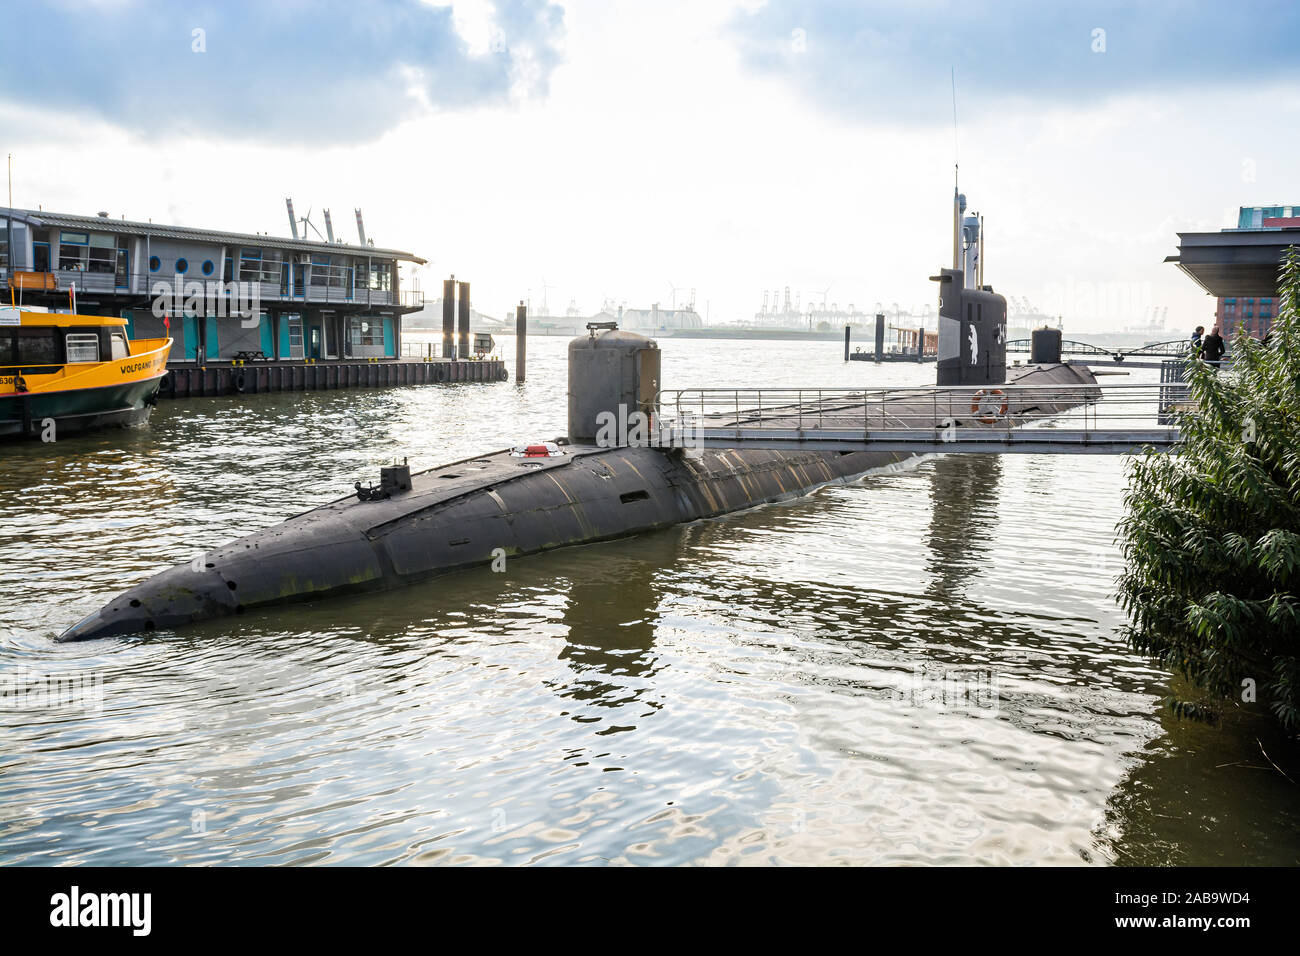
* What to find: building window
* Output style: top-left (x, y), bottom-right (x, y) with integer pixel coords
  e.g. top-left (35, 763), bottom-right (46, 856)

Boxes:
top-left (65, 332), bottom-right (101, 363)
top-left (175, 257), bottom-right (189, 274)
top-left (309, 254), bottom-right (350, 290)
top-left (202, 259), bottom-right (214, 276)
top-left (239, 247), bottom-right (283, 284)
top-left (350, 317), bottom-right (386, 348)
top-left (58, 232), bottom-right (88, 271)
top-left (149, 255), bottom-right (161, 272)
top-left (366, 262), bottom-right (391, 292)
top-left (87, 234), bottom-right (116, 274)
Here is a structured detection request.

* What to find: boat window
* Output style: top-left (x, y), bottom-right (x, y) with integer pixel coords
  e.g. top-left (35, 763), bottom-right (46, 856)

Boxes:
top-left (110, 331), bottom-right (130, 360)
top-left (66, 333), bottom-right (100, 363)
top-left (16, 328), bottom-right (58, 366)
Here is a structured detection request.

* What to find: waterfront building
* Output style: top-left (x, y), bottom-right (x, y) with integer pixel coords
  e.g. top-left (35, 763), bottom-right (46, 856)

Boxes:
top-left (1210, 205), bottom-right (1299, 339)
top-left (1216, 295), bottom-right (1277, 340)
top-left (0, 208), bottom-right (425, 366)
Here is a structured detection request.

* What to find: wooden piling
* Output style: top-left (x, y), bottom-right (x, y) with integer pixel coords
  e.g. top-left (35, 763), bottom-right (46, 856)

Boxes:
top-left (442, 276), bottom-right (456, 358)
top-left (516, 301), bottom-right (527, 383)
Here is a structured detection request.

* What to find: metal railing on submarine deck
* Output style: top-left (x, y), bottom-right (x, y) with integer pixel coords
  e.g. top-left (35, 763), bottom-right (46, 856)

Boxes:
top-left (649, 382), bottom-right (1188, 454)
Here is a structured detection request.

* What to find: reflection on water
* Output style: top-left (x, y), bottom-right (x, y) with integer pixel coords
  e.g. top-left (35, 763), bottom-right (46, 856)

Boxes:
top-left (1, 337), bottom-right (1298, 865)
top-left (924, 454), bottom-right (1003, 597)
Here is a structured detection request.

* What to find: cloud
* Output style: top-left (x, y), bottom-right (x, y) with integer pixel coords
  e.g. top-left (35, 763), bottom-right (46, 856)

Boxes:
top-left (0, 0), bottom-right (566, 142)
top-left (729, 0), bottom-right (1300, 124)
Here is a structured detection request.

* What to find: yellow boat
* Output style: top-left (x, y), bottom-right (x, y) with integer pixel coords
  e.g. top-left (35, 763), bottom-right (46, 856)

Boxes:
top-left (1, 306), bottom-right (172, 440)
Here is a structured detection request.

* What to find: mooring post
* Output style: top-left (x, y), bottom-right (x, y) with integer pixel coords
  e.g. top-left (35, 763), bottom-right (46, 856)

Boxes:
top-left (844, 324), bottom-right (850, 362)
top-left (875, 312), bottom-right (885, 363)
top-left (516, 301), bottom-right (527, 383)
top-left (457, 280), bottom-right (471, 360)
top-left (442, 276), bottom-right (456, 359)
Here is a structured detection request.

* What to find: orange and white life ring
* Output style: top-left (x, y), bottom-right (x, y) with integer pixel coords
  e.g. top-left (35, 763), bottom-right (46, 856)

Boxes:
top-left (971, 388), bottom-right (1008, 423)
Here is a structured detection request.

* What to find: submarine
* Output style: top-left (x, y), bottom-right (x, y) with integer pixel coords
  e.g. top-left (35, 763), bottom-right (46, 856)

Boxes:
top-left (58, 191), bottom-right (1097, 642)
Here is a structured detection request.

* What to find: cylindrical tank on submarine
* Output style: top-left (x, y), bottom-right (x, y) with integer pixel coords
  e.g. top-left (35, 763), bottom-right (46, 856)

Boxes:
top-left (567, 326), bottom-right (661, 444)
top-left (1031, 326), bottom-right (1063, 364)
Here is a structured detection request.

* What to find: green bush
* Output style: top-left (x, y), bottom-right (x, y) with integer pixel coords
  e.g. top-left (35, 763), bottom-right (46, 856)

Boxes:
top-left (1117, 246), bottom-right (1300, 731)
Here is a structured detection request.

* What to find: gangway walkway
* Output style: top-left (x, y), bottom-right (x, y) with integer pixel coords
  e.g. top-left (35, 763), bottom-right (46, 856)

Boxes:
top-left (652, 383), bottom-right (1186, 455)
top-left (998, 338), bottom-right (1190, 364)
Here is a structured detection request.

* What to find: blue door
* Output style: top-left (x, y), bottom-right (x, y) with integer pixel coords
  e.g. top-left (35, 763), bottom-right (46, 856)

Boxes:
top-left (205, 316), bottom-right (220, 360)
top-left (259, 314), bottom-right (274, 356)
top-left (383, 317), bottom-right (396, 357)
top-left (183, 315), bottom-right (200, 361)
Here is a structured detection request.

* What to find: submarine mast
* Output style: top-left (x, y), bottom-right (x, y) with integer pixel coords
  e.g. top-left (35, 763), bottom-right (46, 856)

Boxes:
top-left (932, 183), bottom-right (1008, 388)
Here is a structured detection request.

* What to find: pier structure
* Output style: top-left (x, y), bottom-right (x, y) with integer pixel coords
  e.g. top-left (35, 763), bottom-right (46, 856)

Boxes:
top-left (653, 381), bottom-right (1185, 455)
top-left (158, 354), bottom-right (506, 398)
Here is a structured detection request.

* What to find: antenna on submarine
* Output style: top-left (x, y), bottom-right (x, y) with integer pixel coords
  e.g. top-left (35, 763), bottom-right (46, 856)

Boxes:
top-left (951, 66), bottom-right (960, 174)
top-left (951, 67), bottom-right (961, 271)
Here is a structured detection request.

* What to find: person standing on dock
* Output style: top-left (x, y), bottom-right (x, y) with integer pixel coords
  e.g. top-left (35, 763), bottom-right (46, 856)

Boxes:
top-left (1201, 325), bottom-right (1226, 366)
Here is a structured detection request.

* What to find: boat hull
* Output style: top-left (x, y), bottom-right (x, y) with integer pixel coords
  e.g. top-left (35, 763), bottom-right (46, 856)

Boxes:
top-left (0, 375), bottom-right (164, 440)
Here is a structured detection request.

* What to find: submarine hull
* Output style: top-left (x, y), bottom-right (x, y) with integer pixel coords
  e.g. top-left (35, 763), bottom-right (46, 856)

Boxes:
top-left (58, 362), bottom-right (1097, 642)
top-left (58, 443), bottom-right (910, 640)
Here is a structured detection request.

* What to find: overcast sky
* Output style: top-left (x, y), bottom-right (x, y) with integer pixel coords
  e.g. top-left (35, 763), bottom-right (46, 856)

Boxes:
top-left (3, 0), bottom-right (1298, 331)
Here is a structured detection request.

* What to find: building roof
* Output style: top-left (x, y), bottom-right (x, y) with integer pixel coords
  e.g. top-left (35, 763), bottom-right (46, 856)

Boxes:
top-left (1167, 227), bottom-right (1300, 297)
top-left (3, 207), bottom-right (427, 264)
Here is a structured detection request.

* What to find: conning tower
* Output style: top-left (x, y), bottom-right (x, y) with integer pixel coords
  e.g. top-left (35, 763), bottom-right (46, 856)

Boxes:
top-left (567, 323), bottom-right (661, 444)
top-left (933, 189), bottom-right (1007, 386)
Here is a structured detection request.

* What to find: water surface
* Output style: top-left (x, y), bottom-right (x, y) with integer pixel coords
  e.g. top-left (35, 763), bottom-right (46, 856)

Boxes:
top-left (2, 336), bottom-right (1296, 865)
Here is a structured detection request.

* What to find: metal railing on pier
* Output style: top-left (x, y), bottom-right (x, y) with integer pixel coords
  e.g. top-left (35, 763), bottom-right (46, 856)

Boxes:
top-left (1004, 338), bottom-right (1194, 359)
top-left (652, 382), bottom-right (1187, 455)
